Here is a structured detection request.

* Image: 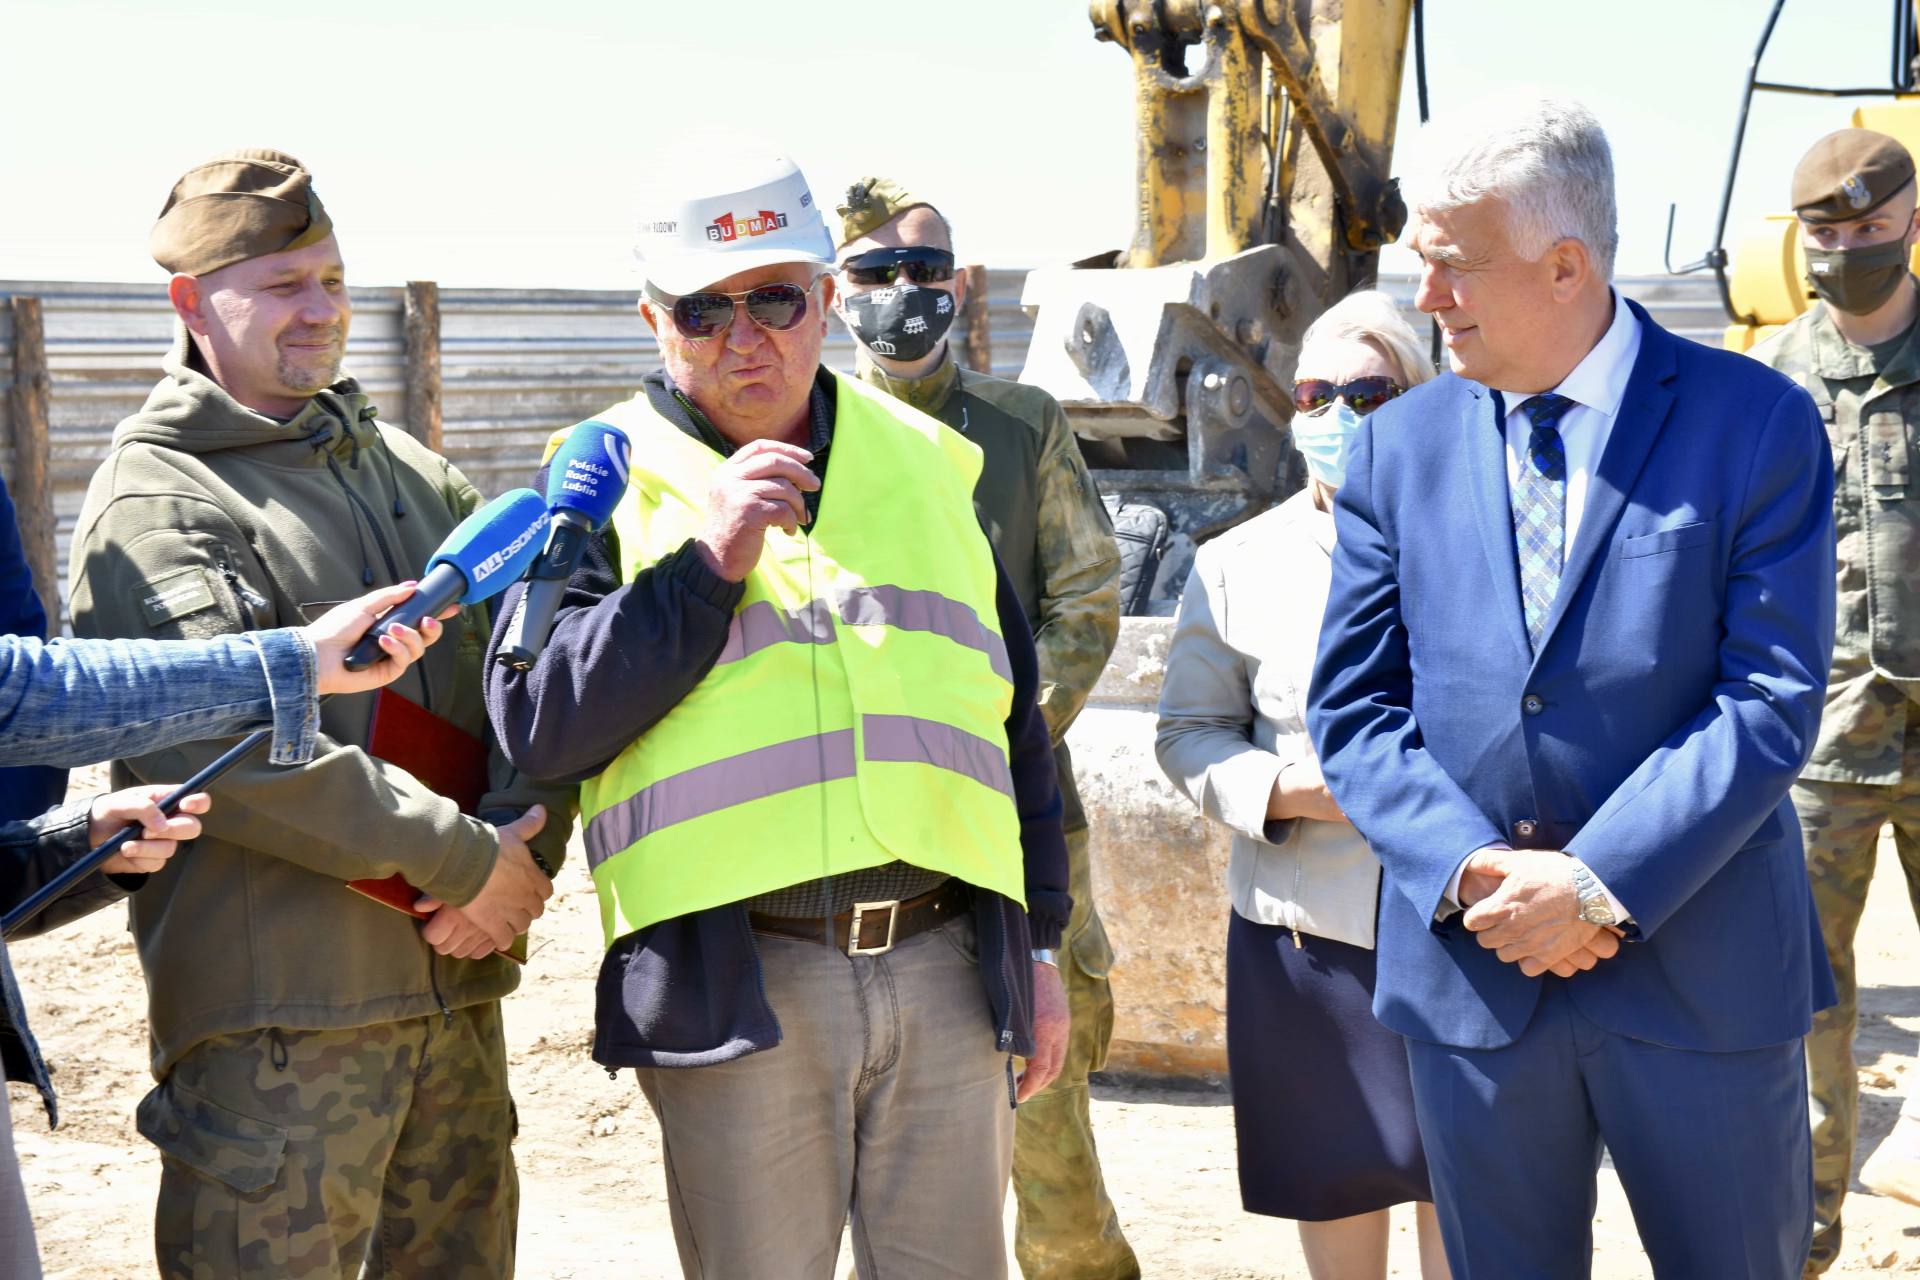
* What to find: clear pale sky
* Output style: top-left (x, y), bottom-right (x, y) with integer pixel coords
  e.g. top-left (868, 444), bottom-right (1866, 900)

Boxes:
top-left (0, 0), bottom-right (1900, 288)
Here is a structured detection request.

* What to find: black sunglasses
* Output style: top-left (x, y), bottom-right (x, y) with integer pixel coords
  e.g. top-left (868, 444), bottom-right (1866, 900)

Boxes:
top-left (1292, 375), bottom-right (1405, 416)
top-left (645, 280), bottom-right (817, 341)
top-left (839, 246), bottom-right (956, 286)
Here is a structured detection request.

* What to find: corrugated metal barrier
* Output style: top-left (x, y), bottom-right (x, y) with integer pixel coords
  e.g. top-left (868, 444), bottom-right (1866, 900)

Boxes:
top-left (0, 270), bottom-right (1729, 618)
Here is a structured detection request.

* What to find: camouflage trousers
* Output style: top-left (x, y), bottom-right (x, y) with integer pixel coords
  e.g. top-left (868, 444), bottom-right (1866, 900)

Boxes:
top-left (1012, 824), bottom-right (1140, 1280)
top-left (137, 1003), bottom-right (518, 1280)
top-left (1795, 771), bottom-right (1920, 1277)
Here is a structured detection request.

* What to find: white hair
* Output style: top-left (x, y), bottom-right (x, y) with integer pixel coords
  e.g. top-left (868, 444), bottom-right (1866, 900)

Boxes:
top-left (1299, 288), bottom-right (1435, 388)
top-left (1412, 98), bottom-right (1618, 279)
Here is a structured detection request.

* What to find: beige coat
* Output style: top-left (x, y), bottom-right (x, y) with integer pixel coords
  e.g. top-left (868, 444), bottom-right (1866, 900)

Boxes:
top-left (1155, 489), bottom-right (1383, 948)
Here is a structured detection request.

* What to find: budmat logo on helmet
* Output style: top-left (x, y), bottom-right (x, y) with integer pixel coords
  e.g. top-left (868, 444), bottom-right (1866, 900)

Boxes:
top-left (707, 209), bottom-right (791, 243)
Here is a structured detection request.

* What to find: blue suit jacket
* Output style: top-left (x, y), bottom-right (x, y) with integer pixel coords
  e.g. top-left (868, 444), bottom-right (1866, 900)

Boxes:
top-left (1307, 301), bottom-right (1838, 1053)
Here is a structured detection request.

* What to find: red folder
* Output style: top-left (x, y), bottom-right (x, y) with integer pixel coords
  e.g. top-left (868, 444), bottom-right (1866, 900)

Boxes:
top-left (347, 688), bottom-right (526, 963)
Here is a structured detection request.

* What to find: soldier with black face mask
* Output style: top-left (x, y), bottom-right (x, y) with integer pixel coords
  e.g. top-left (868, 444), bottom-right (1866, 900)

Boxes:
top-left (1752, 127), bottom-right (1920, 1276)
top-left (834, 179), bottom-right (1131, 1280)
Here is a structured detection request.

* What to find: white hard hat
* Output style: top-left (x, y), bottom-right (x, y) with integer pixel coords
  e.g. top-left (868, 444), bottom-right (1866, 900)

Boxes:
top-left (633, 150), bottom-right (834, 296)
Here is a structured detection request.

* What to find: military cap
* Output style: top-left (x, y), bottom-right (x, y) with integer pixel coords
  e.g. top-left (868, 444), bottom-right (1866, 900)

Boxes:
top-left (149, 149), bottom-right (333, 276)
top-left (1792, 129), bottom-right (1918, 223)
top-left (835, 176), bottom-right (933, 247)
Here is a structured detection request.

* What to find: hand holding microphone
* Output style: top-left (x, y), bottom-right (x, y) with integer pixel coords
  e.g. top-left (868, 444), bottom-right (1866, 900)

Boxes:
top-left (496, 420), bottom-right (633, 671)
top-left (343, 489), bottom-right (553, 671)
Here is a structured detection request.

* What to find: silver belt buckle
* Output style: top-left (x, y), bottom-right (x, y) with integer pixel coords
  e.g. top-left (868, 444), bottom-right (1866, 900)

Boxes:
top-left (847, 900), bottom-right (900, 957)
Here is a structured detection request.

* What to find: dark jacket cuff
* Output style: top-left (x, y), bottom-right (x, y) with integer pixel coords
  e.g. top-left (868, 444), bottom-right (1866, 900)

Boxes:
top-left (1, 797), bottom-right (135, 940)
top-left (667, 540), bottom-right (746, 611)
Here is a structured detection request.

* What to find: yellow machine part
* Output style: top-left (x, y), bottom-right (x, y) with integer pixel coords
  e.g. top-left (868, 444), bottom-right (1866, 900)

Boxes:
top-left (1724, 98), bottom-right (1920, 351)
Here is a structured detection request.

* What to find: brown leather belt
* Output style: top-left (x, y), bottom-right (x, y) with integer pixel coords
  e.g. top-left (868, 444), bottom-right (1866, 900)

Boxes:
top-left (748, 879), bottom-right (972, 957)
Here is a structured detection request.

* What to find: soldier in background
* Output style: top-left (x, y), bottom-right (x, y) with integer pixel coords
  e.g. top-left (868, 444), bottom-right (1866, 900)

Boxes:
top-left (834, 178), bottom-right (1133, 1280)
top-left (1753, 128), bottom-right (1920, 1276)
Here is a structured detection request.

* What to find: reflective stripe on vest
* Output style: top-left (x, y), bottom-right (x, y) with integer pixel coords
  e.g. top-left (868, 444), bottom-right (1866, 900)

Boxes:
top-left (717, 584), bottom-right (1012, 682)
top-left (569, 371), bottom-right (1025, 944)
top-left (581, 713), bottom-right (1014, 870)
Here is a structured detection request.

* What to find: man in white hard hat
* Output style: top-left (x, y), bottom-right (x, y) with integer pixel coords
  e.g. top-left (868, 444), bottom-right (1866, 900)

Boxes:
top-left (484, 150), bottom-right (1072, 1278)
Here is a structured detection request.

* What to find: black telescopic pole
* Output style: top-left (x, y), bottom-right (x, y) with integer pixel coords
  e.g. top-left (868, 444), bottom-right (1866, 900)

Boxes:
top-left (1, 727), bottom-right (272, 938)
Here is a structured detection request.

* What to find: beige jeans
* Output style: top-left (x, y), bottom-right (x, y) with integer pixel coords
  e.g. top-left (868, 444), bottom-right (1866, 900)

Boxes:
top-left (636, 916), bottom-right (1015, 1280)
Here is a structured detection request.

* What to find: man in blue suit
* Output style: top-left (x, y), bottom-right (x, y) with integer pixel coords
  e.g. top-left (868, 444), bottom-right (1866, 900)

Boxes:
top-left (1307, 100), bottom-right (1838, 1278)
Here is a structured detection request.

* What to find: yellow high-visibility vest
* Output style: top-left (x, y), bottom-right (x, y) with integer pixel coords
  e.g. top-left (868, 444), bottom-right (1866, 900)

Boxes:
top-left (568, 372), bottom-right (1023, 945)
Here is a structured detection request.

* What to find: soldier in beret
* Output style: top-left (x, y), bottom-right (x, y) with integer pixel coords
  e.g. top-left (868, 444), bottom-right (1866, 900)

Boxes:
top-left (834, 179), bottom-right (1131, 1280)
top-left (68, 150), bottom-right (570, 1279)
top-left (1752, 127), bottom-right (1920, 1274)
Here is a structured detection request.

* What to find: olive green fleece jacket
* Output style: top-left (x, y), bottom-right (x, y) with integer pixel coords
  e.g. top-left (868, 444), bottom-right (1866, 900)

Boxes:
top-left (69, 327), bottom-right (573, 1077)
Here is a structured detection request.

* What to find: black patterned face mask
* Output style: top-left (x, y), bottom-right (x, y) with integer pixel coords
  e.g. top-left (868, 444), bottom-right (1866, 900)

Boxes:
top-left (1806, 238), bottom-right (1913, 315)
top-left (838, 283), bottom-right (957, 362)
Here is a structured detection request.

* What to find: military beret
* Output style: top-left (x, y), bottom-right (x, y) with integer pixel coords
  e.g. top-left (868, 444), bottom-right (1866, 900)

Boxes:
top-left (835, 176), bottom-right (932, 248)
top-left (149, 149), bottom-right (333, 276)
top-left (1792, 129), bottom-right (1918, 223)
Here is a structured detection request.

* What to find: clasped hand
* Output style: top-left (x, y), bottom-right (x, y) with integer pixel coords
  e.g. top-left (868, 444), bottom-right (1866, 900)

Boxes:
top-left (414, 806), bottom-right (552, 959)
top-left (1458, 848), bottom-right (1620, 978)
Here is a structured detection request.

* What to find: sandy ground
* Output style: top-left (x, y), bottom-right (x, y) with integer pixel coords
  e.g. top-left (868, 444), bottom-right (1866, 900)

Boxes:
top-left (11, 767), bottom-right (1920, 1278)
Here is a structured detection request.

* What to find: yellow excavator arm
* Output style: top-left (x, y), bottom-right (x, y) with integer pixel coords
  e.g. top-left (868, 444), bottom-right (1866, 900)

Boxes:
top-left (1019, 0), bottom-right (1415, 606)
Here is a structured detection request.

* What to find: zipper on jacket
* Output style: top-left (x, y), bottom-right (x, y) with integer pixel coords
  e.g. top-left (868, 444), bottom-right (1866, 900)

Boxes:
top-left (426, 952), bottom-right (453, 1027)
top-left (214, 550), bottom-right (266, 631)
top-left (1290, 857), bottom-right (1304, 950)
top-left (995, 895), bottom-right (1014, 1053)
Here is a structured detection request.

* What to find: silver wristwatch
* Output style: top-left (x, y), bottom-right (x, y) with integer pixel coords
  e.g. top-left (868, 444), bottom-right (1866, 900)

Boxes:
top-left (1569, 860), bottom-right (1617, 926)
top-left (1031, 948), bottom-right (1059, 969)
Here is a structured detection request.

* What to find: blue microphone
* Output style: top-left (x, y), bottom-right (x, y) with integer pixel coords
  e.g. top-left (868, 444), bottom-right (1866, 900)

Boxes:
top-left (343, 488), bottom-right (551, 671)
top-left (496, 421), bottom-right (632, 671)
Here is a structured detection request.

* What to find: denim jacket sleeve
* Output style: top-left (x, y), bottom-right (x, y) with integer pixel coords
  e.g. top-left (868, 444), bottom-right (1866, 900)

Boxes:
top-left (0, 628), bottom-right (320, 769)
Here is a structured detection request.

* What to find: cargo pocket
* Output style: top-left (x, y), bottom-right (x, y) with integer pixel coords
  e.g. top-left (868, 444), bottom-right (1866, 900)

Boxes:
top-left (1068, 913), bottom-right (1118, 1074)
top-left (139, 1080), bottom-right (290, 1275)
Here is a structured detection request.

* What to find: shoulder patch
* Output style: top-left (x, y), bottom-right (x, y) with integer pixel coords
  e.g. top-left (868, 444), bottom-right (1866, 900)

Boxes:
top-left (136, 566), bottom-right (219, 629)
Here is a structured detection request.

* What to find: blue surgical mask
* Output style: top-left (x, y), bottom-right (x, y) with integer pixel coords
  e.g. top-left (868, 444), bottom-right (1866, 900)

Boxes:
top-left (1292, 401), bottom-right (1364, 489)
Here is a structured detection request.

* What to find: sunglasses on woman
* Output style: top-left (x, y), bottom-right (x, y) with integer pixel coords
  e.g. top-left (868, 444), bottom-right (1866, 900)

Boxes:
top-left (839, 246), bottom-right (957, 286)
top-left (1291, 375), bottom-right (1405, 416)
top-left (644, 279), bottom-right (818, 341)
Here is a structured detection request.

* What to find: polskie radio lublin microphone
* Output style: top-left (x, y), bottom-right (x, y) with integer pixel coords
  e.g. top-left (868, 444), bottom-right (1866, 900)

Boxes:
top-left (496, 420), bottom-right (632, 671)
top-left (342, 488), bottom-right (552, 671)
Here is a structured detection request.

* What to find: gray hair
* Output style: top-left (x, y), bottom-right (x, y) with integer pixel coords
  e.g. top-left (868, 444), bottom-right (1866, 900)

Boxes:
top-left (1414, 98), bottom-right (1618, 279)
top-left (1299, 288), bottom-right (1436, 389)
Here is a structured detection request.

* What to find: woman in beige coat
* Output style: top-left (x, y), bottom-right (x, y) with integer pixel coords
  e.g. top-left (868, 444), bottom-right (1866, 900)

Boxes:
top-left (1156, 289), bottom-right (1448, 1280)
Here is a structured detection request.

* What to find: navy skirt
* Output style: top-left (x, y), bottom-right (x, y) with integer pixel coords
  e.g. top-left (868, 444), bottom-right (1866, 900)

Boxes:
top-left (1226, 909), bottom-right (1432, 1220)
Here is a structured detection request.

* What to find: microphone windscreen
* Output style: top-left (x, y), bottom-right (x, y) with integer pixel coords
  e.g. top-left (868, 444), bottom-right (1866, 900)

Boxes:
top-left (428, 488), bottom-right (552, 604)
top-left (545, 420), bottom-right (632, 529)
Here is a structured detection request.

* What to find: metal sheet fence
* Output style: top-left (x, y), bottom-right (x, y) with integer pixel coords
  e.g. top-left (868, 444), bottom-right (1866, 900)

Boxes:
top-left (0, 269), bottom-right (1723, 618)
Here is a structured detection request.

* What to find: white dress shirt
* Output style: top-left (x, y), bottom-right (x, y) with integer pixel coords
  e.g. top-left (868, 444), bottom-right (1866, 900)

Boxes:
top-left (1443, 289), bottom-right (1641, 923)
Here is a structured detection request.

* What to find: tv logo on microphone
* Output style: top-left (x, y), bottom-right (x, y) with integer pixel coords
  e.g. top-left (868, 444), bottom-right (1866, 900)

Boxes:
top-left (471, 512), bottom-right (551, 583)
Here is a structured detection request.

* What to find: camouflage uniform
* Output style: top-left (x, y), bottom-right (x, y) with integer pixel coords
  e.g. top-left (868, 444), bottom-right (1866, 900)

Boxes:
top-left (139, 1004), bottom-right (517, 1280)
top-left (857, 350), bottom-right (1134, 1280)
top-left (1754, 295), bottom-right (1920, 1276)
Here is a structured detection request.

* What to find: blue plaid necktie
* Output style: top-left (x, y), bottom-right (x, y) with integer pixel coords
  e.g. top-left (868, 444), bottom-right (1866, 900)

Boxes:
top-left (1511, 393), bottom-right (1574, 653)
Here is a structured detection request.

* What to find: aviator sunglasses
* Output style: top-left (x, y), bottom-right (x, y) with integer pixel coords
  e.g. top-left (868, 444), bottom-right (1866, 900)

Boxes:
top-left (839, 245), bottom-right (957, 286)
top-left (1291, 375), bottom-right (1405, 416)
top-left (645, 279), bottom-right (819, 341)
